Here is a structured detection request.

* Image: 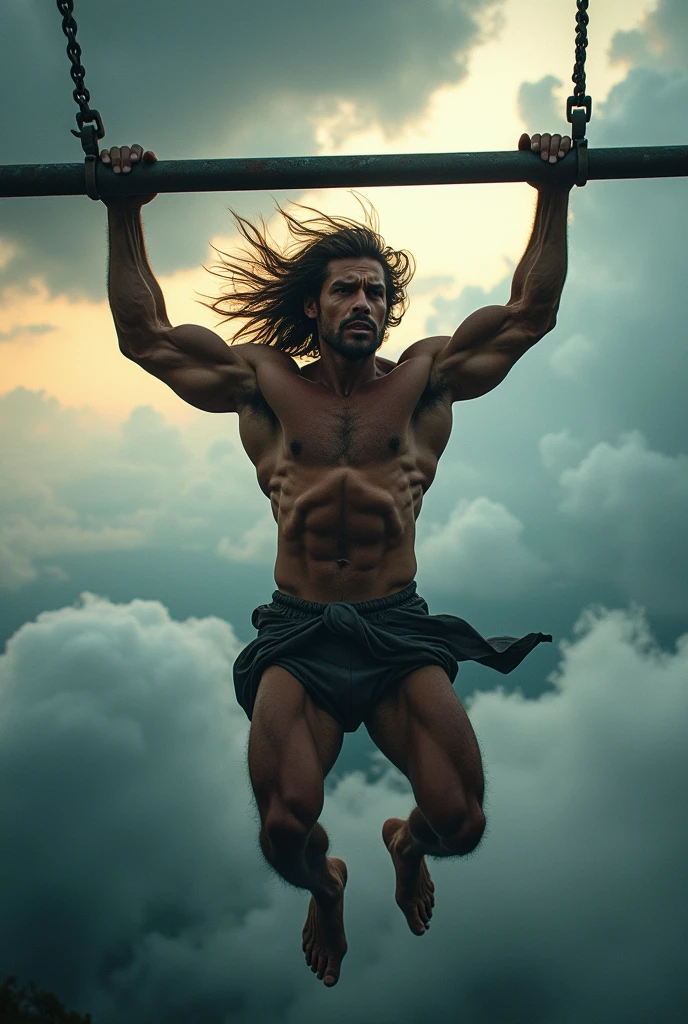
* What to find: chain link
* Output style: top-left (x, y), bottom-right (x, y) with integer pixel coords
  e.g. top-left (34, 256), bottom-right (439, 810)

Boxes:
top-left (56, 0), bottom-right (105, 144)
top-left (566, 1), bottom-right (592, 186)
top-left (55, 1), bottom-right (104, 199)
top-left (571, 0), bottom-right (590, 106)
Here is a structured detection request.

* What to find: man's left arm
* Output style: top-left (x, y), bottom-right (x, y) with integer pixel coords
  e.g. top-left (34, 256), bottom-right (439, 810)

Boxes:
top-left (433, 132), bottom-right (572, 401)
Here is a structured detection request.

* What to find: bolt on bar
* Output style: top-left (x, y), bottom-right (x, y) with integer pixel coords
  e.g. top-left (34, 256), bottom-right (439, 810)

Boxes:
top-left (1, 146), bottom-right (687, 199)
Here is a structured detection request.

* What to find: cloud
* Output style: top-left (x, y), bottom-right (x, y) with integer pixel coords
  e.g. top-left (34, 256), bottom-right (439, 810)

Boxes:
top-left (548, 332), bottom-right (599, 381)
top-left (217, 515), bottom-right (277, 566)
top-left (0, 520), bottom-right (145, 589)
top-left (538, 429), bottom-right (584, 473)
top-left (516, 74), bottom-right (563, 134)
top-left (417, 496), bottom-right (551, 598)
top-left (550, 430), bottom-right (688, 615)
top-left (0, 389), bottom-right (272, 590)
top-left (609, 0), bottom-right (687, 74)
top-left (0, 594), bottom-right (686, 1021)
top-left (0, 323), bottom-right (56, 344)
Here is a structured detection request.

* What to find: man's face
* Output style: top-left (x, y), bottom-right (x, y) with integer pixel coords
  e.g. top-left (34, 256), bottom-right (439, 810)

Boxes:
top-left (305, 257), bottom-right (388, 361)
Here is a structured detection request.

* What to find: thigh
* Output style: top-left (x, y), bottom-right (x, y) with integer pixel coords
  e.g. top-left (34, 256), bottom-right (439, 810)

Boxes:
top-left (364, 665), bottom-right (485, 828)
top-left (248, 664), bottom-right (344, 828)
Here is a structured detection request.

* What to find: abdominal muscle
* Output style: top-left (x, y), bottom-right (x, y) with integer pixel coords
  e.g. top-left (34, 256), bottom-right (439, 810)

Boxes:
top-left (272, 463), bottom-right (419, 603)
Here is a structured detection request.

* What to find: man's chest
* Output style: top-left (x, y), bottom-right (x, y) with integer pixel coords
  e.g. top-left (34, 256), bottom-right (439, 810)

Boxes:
top-left (238, 355), bottom-right (454, 479)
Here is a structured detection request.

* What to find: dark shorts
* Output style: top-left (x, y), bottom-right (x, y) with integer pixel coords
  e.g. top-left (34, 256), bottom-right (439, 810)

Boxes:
top-left (232, 581), bottom-right (552, 733)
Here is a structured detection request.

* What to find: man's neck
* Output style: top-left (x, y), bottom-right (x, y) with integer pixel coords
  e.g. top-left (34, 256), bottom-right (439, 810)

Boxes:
top-left (310, 351), bottom-right (380, 397)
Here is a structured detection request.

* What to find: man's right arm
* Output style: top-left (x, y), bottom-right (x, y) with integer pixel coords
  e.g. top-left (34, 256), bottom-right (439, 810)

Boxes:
top-left (107, 202), bottom-right (258, 413)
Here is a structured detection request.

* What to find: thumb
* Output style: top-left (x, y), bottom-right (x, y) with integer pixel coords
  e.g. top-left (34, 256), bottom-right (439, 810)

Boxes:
top-left (518, 133), bottom-right (531, 151)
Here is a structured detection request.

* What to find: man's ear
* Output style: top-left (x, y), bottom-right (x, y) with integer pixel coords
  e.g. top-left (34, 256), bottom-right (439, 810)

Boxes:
top-left (304, 295), bottom-right (318, 320)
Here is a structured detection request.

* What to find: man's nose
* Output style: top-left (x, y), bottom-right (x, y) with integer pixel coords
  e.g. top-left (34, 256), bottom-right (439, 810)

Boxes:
top-left (351, 289), bottom-right (371, 312)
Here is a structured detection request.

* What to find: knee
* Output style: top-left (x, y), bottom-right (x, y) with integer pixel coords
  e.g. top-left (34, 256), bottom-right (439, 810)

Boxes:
top-left (262, 807), bottom-right (312, 858)
top-left (437, 805), bottom-right (487, 856)
top-left (254, 781), bottom-right (323, 843)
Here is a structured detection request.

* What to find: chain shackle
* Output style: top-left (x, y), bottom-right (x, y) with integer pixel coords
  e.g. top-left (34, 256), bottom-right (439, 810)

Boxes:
top-left (566, 0), bottom-right (592, 188)
top-left (56, 0), bottom-right (105, 200)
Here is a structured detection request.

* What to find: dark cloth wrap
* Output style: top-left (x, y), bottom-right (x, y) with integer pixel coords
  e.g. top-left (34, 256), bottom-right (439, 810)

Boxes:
top-left (233, 581), bottom-right (552, 733)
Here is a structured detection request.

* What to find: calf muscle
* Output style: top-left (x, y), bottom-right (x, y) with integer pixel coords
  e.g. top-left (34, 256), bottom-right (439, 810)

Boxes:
top-left (260, 820), bottom-right (340, 900)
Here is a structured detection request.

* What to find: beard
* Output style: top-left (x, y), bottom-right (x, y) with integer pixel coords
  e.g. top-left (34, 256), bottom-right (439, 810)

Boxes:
top-left (318, 314), bottom-right (383, 361)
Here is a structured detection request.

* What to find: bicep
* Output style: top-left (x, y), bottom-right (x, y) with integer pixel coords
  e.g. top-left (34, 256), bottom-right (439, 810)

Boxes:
top-left (122, 325), bottom-right (256, 413)
top-left (434, 302), bottom-right (546, 401)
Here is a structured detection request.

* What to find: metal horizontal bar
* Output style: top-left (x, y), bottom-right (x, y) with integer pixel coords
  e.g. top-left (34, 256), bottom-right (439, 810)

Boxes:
top-left (1, 146), bottom-right (686, 199)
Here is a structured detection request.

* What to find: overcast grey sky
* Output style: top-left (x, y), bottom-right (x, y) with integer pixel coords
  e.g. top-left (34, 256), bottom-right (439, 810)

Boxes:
top-left (0, 0), bottom-right (503, 299)
top-left (1, 1), bottom-right (687, 1021)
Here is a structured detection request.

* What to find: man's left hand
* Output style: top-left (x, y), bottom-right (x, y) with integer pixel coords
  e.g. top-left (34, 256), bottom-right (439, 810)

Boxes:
top-left (519, 132), bottom-right (572, 189)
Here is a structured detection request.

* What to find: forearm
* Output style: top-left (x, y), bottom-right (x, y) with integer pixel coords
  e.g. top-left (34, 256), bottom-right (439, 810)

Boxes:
top-left (107, 204), bottom-right (171, 342)
top-left (510, 186), bottom-right (570, 320)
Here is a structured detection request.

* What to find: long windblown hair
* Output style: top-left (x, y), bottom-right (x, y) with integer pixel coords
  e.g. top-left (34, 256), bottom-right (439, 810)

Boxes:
top-left (196, 196), bottom-right (416, 360)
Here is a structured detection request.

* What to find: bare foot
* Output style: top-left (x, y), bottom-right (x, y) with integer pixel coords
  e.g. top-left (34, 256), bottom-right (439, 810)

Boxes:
top-left (302, 857), bottom-right (348, 987)
top-left (382, 817), bottom-right (435, 935)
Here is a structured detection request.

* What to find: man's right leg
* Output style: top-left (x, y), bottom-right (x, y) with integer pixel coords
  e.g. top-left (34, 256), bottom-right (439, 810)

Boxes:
top-left (247, 665), bottom-right (348, 986)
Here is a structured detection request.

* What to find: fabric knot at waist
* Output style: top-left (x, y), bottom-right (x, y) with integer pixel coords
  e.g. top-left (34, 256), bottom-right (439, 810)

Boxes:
top-left (266, 581), bottom-right (420, 626)
top-left (322, 601), bottom-right (365, 636)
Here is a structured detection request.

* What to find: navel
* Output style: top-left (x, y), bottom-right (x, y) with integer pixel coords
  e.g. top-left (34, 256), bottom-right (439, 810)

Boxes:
top-left (389, 434), bottom-right (400, 452)
top-left (290, 439), bottom-right (303, 456)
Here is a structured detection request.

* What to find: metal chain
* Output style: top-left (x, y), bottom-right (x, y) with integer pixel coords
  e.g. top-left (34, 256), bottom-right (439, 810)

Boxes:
top-left (566, 0), bottom-right (592, 186)
top-left (57, 1), bottom-right (90, 122)
top-left (55, 0), bottom-right (104, 199)
top-left (55, 0), bottom-right (105, 145)
top-left (571, 0), bottom-right (590, 107)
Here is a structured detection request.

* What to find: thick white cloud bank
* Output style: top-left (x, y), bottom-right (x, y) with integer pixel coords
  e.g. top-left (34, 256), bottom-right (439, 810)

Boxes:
top-left (1, 593), bottom-right (686, 1023)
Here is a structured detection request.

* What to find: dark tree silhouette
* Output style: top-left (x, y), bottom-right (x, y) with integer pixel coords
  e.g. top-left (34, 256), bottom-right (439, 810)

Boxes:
top-left (0, 975), bottom-right (93, 1023)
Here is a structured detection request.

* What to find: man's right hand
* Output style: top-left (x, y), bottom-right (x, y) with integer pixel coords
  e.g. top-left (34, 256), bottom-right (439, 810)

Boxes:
top-left (100, 144), bottom-right (158, 206)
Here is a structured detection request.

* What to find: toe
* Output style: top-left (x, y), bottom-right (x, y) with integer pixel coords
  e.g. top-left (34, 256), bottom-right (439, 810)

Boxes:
top-left (324, 968), bottom-right (339, 987)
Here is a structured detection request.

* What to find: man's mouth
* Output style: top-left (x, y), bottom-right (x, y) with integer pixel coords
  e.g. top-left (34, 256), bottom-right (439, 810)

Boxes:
top-left (347, 322), bottom-right (374, 332)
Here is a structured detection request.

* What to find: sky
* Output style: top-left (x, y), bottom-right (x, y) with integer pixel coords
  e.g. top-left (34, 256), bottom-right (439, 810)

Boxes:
top-left (1, 0), bottom-right (687, 1021)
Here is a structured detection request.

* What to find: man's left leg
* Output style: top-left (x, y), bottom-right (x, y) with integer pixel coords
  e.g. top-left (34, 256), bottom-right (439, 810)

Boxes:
top-left (364, 664), bottom-right (487, 935)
